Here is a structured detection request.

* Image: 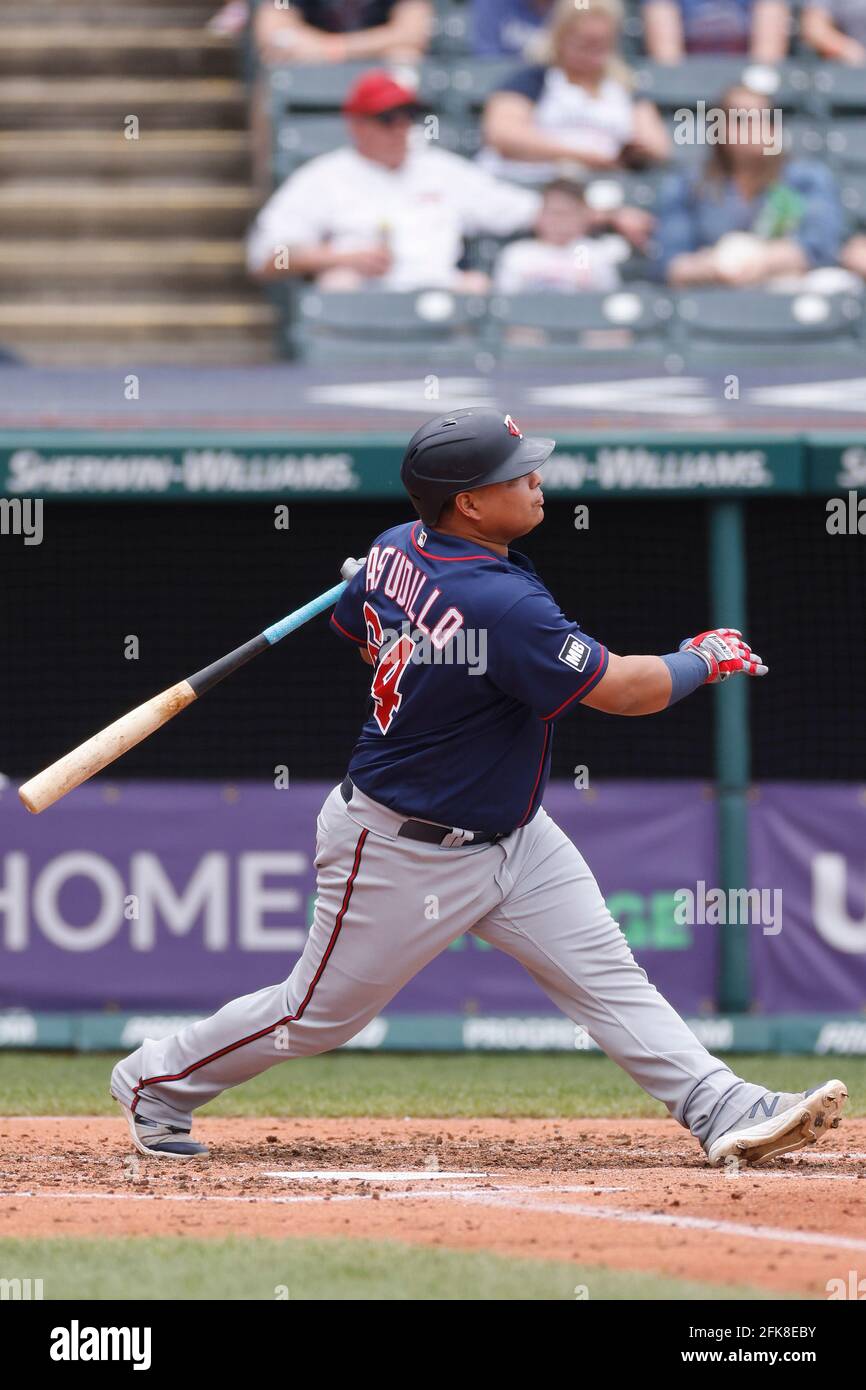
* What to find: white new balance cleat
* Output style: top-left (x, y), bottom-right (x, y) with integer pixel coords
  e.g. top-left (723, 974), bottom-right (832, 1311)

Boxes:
top-left (706, 1078), bottom-right (847, 1167)
top-left (116, 1098), bottom-right (209, 1159)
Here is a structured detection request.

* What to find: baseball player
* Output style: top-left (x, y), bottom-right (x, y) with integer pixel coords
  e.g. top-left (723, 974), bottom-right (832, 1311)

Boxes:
top-left (111, 408), bottom-right (847, 1166)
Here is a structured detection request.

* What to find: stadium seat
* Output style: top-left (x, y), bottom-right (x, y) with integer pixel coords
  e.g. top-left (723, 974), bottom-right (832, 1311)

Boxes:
top-left (268, 61), bottom-right (378, 111)
top-left (633, 59), bottom-right (812, 112)
top-left (669, 112), bottom-right (826, 170)
top-left (812, 63), bottom-right (866, 116)
top-left (824, 121), bottom-right (866, 174)
top-left (619, 253), bottom-right (662, 283)
top-left (285, 287), bottom-right (490, 364)
top-left (443, 57), bottom-right (522, 118)
top-left (841, 174), bottom-right (866, 231)
top-left (488, 285), bottom-right (675, 364)
top-left (621, 0), bottom-right (645, 57)
top-left (674, 288), bottom-right (864, 359)
top-left (781, 114), bottom-right (826, 161)
top-left (430, 0), bottom-right (471, 58)
top-left (272, 114), bottom-right (346, 181)
top-left (462, 233), bottom-right (515, 276)
top-left (662, 112), bottom-right (834, 185)
top-left (585, 172), bottom-right (661, 212)
top-left (268, 59), bottom-right (452, 115)
top-left (271, 112), bottom-right (477, 182)
top-left (787, 0), bottom-right (813, 57)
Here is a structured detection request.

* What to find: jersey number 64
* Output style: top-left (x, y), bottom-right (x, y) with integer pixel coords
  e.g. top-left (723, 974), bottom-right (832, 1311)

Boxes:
top-left (363, 601), bottom-right (415, 734)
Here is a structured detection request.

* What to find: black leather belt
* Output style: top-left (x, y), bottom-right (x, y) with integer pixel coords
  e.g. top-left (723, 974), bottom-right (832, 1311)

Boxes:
top-left (340, 777), bottom-right (504, 847)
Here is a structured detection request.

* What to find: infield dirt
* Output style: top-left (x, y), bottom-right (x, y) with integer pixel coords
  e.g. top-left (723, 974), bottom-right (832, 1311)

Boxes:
top-left (1, 1115), bottom-right (865, 1297)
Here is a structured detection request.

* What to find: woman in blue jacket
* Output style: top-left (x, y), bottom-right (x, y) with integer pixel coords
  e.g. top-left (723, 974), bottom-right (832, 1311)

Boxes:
top-left (657, 84), bottom-right (844, 287)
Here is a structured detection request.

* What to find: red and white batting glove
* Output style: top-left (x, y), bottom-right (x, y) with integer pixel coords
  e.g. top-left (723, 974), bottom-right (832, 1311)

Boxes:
top-left (679, 628), bottom-right (768, 683)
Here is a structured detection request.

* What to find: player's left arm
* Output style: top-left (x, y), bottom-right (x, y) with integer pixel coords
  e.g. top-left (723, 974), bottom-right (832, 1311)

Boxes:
top-left (329, 558), bottom-right (376, 665)
top-left (330, 562), bottom-right (369, 647)
top-left (583, 629), bottom-right (768, 717)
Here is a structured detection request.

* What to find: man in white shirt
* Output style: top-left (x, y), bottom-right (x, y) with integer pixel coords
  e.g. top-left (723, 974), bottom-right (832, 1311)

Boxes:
top-left (246, 70), bottom-right (542, 292)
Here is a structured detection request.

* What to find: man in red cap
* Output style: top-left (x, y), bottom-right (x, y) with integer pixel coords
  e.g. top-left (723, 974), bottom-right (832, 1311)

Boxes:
top-left (247, 68), bottom-right (543, 291)
top-left (249, 2), bottom-right (432, 190)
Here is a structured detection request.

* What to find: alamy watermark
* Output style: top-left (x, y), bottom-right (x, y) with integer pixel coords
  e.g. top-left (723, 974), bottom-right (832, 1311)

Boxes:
top-left (0, 1275), bottom-right (44, 1299)
top-left (50, 1322), bottom-right (152, 1370)
top-left (826, 491), bottom-right (866, 535)
top-left (0, 497), bottom-right (43, 545)
top-left (673, 101), bottom-right (783, 156)
top-left (826, 1270), bottom-right (866, 1299)
top-left (674, 881), bottom-right (782, 935)
top-left (376, 622), bottom-right (488, 675)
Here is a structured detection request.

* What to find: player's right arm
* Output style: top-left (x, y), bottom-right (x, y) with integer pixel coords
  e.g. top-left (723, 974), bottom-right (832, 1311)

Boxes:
top-left (486, 593), bottom-right (766, 721)
top-left (584, 630), bottom-right (768, 717)
top-left (582, 653), bottom-right (675, 716)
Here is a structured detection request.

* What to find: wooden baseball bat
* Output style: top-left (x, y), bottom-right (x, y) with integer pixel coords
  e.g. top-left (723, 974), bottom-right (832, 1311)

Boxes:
top-left (18, 557), bottom-right (365, 815)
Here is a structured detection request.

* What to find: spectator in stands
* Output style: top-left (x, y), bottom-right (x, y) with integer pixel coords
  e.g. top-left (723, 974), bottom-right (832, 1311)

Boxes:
top-left (480, 0), bottom-right (670, 186)
top-left (471, 0), bottom-right (557, 58)
top-left (842, 235), bottom-right (866, 278)
top-left (249, 0), bottom-right (432, 193)
top-left (656, 85), bottom-right (844, 287)
top-left (801, 0), bottom-right (866, 62)
top-left (246, 70), bottom-right (542, 291)
top-left (493, 177), bottom-right (652, 291)
top-left (641, 0), bottom-right (790, 60)
top-left (253, 0), bottom-right (432, 65)
top-left (207, 1), bottom-right (249, 35)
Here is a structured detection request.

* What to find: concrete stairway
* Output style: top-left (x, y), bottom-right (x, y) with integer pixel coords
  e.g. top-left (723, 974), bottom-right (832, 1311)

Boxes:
top-left (0, 0), bottom-right (276, 365)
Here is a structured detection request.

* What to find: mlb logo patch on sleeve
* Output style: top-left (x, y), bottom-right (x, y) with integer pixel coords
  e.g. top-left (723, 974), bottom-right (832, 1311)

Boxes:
top-left (558, 635), bottom-right (590, 672)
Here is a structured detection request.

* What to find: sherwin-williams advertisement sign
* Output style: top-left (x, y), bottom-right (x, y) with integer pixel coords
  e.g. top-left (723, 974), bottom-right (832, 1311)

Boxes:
top-left (0, 781), bottom-right (717, 1015)
top-left (0, 432), bottom-right (807, 499)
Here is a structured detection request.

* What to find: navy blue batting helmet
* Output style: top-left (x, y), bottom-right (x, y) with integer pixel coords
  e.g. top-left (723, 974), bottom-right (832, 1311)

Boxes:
top-left (400, 407), bottom-right (555, 527)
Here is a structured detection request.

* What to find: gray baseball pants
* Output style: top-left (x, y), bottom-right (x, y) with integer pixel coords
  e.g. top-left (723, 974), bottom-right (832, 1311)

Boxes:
top-left (111, 781), bottom-right (766, 1149)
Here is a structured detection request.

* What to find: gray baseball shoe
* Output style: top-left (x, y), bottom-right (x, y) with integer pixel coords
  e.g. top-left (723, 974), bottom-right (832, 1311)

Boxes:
top-left (116, 1098), bottom-right (209, 1159)
top-left (706, 1078), bottom-right (847, 1167)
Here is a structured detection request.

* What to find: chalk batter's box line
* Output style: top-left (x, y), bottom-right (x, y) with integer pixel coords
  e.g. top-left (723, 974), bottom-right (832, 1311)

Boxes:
top-left (0, 1182), bottom-right (628, 1207)
top-left (2, 1183), bottom-right (866, 1253)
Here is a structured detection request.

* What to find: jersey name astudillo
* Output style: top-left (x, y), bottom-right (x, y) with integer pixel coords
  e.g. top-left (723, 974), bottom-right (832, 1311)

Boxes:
top-left (331, 521), bottom-right (608, 834)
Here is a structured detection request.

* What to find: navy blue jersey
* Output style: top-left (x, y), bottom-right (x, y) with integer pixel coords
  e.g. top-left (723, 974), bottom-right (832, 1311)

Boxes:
top-left (282, 0), bottom-right (399, 32)
top-left (331, 521), bottom-right (608, 834)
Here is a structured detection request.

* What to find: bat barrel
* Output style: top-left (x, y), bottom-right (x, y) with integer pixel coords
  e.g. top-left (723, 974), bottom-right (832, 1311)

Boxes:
top-left (18, 680), bottom-right (196, 814)
top-left (17, 561), bottom-right (364, 814)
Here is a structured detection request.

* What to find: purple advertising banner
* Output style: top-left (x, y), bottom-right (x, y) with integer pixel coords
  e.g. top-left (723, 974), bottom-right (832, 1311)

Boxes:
top-left (0, 780), bottom-right (718, 1015)
top-left (750, 783), bottom-right (866, 1012)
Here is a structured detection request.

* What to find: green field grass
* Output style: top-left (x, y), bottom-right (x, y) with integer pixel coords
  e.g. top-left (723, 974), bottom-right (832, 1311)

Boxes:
top-left (1, 1054), bottom-right (844, 1302)
top-left (1, 1051), bottom-right (863, 1118)
top-left (0, 1236), bottom-right (782, 1301)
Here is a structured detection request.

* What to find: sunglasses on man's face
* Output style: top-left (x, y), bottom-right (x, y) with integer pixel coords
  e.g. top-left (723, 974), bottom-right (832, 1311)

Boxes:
top-left (371, 106), bottom-right (416, 126)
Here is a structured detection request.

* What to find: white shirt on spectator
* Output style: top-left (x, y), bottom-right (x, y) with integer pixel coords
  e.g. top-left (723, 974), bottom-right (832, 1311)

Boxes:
top-left (247, 140), bottom-right (541, 290)
top-left (480, 67), bottom-right (637, 185)
top-left (534, 70), bottom-right (635, 157)
top-left (494, 234), bottom-right (627, 293)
